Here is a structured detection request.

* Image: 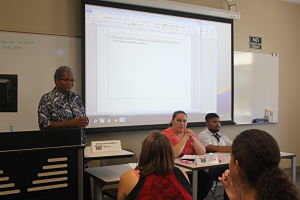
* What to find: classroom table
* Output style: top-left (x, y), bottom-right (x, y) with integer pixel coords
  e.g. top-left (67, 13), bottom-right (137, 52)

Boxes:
top-left (175, 152), bottom-right (296, 200)
top-left (84, 146), bottom-right (135, 200)
top-left (175, 153), bottom-right (230, 200)
top-left (85, 164), bottom-right (135, 200)
top-left (280, 152), bottom-right (297, 183)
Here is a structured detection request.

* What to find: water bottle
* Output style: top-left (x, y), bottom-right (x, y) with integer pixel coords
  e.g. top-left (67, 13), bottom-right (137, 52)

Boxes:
top-left (264, 109), bottom-right (270, 122)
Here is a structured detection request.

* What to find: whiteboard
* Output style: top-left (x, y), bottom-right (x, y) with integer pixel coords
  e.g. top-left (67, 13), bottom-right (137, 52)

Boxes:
top-left (234, 51), bottom-right (279, 124)
top-left (0, 31), bottom-right (81, 132)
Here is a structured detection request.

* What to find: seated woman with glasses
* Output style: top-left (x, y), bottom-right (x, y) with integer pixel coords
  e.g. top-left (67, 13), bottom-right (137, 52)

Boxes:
top-left (117, 130), bottom-right (192, 200)
top-left (38, 66), bottom-right (89, 130)
top-left (219, 129), bottom-right (300, 200)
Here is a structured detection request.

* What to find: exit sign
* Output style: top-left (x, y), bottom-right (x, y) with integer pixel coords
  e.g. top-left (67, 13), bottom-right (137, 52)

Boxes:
top-left (249, 36), bottom-right (262, 49)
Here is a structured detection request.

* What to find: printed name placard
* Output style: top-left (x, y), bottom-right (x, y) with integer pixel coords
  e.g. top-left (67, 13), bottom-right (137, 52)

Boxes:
top-left (193, 153), bottom-right (219, 165)
top-left (91, 140), bottom-right (122, 152)
top-left (206, 153), bottom-right (219, 164)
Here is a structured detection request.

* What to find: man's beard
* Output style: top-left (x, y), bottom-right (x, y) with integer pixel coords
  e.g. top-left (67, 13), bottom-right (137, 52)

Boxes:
top-left (209, 129), bottom-right (219, 133)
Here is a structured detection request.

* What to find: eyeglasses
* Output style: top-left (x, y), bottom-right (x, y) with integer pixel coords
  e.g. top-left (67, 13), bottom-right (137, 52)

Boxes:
top-left (60, 78), bottom-right (75, 82)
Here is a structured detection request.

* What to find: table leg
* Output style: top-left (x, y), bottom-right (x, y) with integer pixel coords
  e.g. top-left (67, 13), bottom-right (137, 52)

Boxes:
top-left (93, 178), bottom-right (103, 200)
top-left (291, 156), bottom-right (296, 183)
top-left (78, 150), bottom-right (83, 200)
top-left (192, 170), bottom-right (198, 200)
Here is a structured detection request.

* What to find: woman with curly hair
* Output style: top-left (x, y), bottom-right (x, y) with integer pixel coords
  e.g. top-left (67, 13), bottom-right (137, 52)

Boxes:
top-left (219, 129), bottom-right (300, 200)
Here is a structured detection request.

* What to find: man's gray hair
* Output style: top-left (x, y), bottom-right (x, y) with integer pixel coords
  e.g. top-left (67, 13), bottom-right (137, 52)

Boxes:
top-left (54, 66), bottom-right (72, 81)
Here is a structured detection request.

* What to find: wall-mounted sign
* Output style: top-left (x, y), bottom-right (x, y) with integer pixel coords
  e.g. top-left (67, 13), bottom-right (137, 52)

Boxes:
top-left (249, 36), bottom-right (262, 49)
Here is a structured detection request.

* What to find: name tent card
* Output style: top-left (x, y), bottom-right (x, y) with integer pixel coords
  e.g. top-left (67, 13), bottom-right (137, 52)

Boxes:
top-left (206, 153), bottom-right (219, 164)
top-left (194, 156), bottom-right (202, 165)
top-left (194, 155), bottom-right (216, 165)
top-left (91, 140), bottom-right (122, 153)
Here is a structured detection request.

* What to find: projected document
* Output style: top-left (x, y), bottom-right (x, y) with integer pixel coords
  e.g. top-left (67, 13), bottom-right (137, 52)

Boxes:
top-left (97, 28), bottom-right (192, 114)
top-left (85, 4), bottom-right (232, 127)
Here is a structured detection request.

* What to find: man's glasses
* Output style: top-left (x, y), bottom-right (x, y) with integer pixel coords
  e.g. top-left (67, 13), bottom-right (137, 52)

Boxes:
top-left (60, 78), bottom-right (75, 82)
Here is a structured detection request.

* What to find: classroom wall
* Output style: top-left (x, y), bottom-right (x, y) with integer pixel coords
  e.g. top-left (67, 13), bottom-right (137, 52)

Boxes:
top-left (0, 0), bottom-right (300, 167)
top-left (0, 0), bottom-right (81, 36)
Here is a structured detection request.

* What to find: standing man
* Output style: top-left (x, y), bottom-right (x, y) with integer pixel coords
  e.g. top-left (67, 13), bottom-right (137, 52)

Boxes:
top-left (198, 113), bottom-right (232, 152)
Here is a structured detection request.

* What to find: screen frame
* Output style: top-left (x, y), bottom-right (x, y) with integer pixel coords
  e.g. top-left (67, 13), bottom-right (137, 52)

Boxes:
top-left (81, 0), bottom-right (235, 133)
